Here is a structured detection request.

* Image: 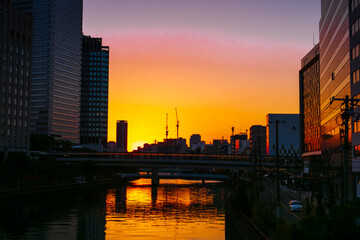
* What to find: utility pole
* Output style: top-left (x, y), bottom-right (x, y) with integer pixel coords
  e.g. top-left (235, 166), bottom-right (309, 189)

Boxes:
top-left (253, 136), bottom-right (258, 193)
top-left (258, 135), bottom-right (262, 194)
top-left (231, 127), bottom-right (235, 154)
top-left (330, 95), bottom-right (360, 202)
top-left (275, 119), bottom-right (281, 205)
top-left (269, 118), bottom-right (285, 217)
top-left (175, 108), bottom-right (179, 139)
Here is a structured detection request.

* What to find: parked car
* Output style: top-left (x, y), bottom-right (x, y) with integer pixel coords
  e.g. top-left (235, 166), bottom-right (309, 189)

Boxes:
top-left (289, 200), bottom-right (303, 212)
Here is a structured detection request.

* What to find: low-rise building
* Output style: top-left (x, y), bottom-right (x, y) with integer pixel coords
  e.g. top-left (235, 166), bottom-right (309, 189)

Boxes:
top-left (266, 114), bottom-right (300, 157)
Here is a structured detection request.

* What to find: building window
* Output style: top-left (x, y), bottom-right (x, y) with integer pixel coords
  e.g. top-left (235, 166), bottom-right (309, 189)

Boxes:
top-left (352, 43), bottom-right (360, 60)
top-left (353, 68), bottom-right (360, 84)
top-left (352, 17), bottom-right (360, 36)
top-left (352, 0), bottom-right (360, 12)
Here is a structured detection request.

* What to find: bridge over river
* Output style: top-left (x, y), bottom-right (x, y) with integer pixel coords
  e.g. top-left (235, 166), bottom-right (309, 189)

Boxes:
top-left (54, 152), bottom-right (301, 173)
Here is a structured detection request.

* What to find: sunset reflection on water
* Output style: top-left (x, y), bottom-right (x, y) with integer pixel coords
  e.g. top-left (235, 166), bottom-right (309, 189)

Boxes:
top-left (105, 179), bottom-right (226, 240)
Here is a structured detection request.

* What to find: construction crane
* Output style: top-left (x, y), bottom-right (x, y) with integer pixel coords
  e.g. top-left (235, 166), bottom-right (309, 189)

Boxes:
top-left (175, 107), bottom-right (179, 139)
top-left (166, 113), bottom-right (169, 140)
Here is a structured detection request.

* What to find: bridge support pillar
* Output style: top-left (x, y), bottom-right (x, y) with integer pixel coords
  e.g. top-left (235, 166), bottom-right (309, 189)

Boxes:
top-left (202, 179), bottom-right (205, 185)
top-left (152, 168), bottom-right (159, 186)
top-left (151, 184), bottom-right (158, 208)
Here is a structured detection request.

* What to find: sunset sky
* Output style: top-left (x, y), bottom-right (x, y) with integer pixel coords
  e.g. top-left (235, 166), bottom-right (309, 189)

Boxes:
top-left (83, 0), bottom-right (321, 151)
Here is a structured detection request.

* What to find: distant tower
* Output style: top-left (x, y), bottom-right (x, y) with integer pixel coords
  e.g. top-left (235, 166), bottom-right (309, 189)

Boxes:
top-left (190, 134), bottom-right (201, 149)
top-left (249, 125), bottom-right (267, 157)
top-left (116, 121), bottom-right (128, 152)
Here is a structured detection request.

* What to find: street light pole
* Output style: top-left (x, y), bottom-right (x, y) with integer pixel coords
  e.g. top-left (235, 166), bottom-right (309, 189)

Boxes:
top-left (258, 135), bottom-right (262, 193)
top-left (268, 118), bottom-right (285, 217)
top-left (343, 95), bottom-right (350, 203)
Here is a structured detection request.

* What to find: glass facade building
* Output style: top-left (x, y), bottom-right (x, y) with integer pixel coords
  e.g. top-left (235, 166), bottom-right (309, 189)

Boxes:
top-left (319, 0), bottom-right (350, 166)
top-left (80, 36), bottom-right (109, 152)
top-left (300, 44), bottom-right (320, 154)
top-left (0, 0), bottom-right (32, 153)
top-left (12, 0), bottom-right (83, 143)
top-left (350, 0), bottom-right (360, 199)
top-left (320, 0), bottom-right (360, 199)
top-left (351, 1), bottom-right (360, 152)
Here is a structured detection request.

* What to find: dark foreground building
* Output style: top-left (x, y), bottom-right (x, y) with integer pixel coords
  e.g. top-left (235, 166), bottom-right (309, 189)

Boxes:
top-left (319, 0), bottom-right (360, 200)
top-left (12, 0), bottom-right (83, 143)
top-left (0, 0), bottom-right (32, 155)
top-left (320, 0), bottom-right (350, 168)
top-left (80, 36), bottom-right (109, 152)
top-left (350, 0), bottom-right (360, 199)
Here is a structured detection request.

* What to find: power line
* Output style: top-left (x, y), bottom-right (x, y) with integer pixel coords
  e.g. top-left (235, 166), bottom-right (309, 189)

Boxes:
top-left (329, 95), bottom-right (360, 202)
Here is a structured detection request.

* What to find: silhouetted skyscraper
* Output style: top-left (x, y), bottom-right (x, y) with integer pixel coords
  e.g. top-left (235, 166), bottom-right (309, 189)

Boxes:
top-left (0, 0), bottom-right (32, 154)
top-left (249, 125), bottom-right (266, 156)
top-left (80, 36), bottom-right (109, 152)
top-left (116, 120), bottom-right (128, 152)
top-left (12, 0), bottom-right (83, 143)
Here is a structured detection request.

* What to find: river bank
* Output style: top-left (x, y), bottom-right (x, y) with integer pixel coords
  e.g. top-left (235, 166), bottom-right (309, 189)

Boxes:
top-left (0, 177), bottom-right (128, 200)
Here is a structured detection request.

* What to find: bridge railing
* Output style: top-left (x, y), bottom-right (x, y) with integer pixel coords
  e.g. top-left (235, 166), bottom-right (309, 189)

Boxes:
top-left (54, 152), bottom-right (301, 165)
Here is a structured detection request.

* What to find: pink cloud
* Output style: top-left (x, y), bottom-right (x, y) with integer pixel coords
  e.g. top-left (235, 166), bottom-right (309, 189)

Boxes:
top-left (103, 29), bottom-right (308, 70)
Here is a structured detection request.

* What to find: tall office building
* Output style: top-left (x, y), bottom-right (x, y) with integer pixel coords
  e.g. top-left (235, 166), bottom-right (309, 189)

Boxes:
top-left (350, 0), bottom-right (360, 200)
top-left (116, 120), bottom-right (128, 152)
top-left (80, 36), bottom-right (109, 152)
top-left (319, 0), bottom-right (360, 200)
top-left (0, 0), bottom-right (32, 154)
top-left (266, 114), bottom-right (300, 157)
top-left (319, 0), bottom-right (350, 166)
top-left (299, 44), bottom-right (320, 154)
top-left (12, 0), bottom-right (83, 143)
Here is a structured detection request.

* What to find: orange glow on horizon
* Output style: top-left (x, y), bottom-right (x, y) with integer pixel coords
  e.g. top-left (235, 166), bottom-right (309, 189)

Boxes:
top-left (105, 30), bottom-right (305, 151)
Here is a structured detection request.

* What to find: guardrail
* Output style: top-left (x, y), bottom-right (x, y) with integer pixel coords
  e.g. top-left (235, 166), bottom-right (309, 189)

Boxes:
top-left (52, 152), bottom-right (301, 165)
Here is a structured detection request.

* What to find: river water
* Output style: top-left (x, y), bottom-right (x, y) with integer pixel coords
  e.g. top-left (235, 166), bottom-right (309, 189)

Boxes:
top-left (0, 179), bottom-right (241, 240)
